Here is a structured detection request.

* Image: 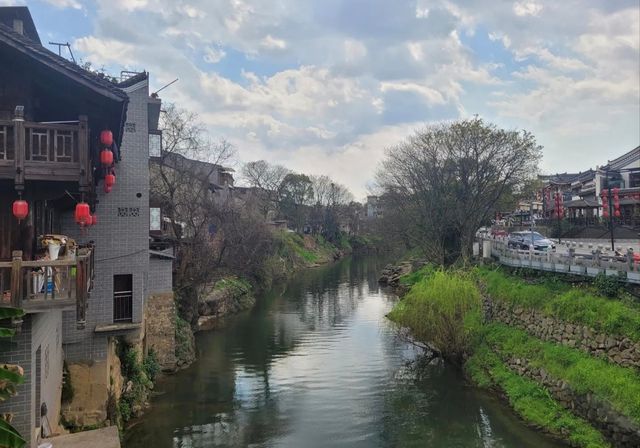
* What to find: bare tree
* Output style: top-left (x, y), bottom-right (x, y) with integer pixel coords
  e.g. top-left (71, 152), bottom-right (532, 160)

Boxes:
top-left (150, 103), bottom-right (235, 320)
top-left (241, 160), bottom-right (290, 217)
top-left (376, 118), bottom-right (542, 263)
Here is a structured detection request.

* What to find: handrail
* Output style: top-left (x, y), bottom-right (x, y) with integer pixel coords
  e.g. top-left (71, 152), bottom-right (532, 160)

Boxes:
top-left (0, 247), bottom-right (93, 327)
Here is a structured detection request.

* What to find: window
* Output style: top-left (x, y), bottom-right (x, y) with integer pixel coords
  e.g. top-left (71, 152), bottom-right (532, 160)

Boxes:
top-left (149, 132), bottom-right (161, 157)
top-left (150, 207), bottom-right (161, 231)
top-left (113, 274), bottom-right (133, 323)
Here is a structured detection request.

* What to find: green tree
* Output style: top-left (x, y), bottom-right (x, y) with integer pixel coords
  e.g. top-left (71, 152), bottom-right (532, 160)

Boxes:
top-left (278, 173), bottom-right (314, 232)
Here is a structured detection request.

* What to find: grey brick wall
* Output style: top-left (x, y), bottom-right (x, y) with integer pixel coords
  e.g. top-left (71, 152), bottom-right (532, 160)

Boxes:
top-left (0, 316), bottom-right (32, 444)
top-left (63, 78), bottom-right (151, 362)
top-left (0, 311), bottom-right (63, 448)
top-left (149, 258), bottom-right (173, 295)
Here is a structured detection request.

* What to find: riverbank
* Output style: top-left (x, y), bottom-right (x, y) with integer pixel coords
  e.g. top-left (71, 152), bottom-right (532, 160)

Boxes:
top-left (386, 263), bottom-right (640, 447)
top-left (123, 255), bottom-right (564, 448)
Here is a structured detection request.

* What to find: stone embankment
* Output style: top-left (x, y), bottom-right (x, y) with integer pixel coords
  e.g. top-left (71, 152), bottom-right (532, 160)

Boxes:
top-left (485, 298), bottom-right (640, 370)
top-left (378, 262), bottom-right (414, 286)
top-left (506, 356), bottom-right (640, 447)
top-left (197, 281), bottom-right (256, 331)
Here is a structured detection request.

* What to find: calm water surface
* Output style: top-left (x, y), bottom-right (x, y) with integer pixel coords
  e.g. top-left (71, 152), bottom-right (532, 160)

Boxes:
top-left (125, 256), bottom-right (564, 448)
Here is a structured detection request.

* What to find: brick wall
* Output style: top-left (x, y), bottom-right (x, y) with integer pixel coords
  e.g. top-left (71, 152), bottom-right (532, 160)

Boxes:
top-left (0, 311), bottom-right (63, 448)
top-left (62, 78), bottom-right (151, 362)
top-left (148, 257), bottom-right (172, 295)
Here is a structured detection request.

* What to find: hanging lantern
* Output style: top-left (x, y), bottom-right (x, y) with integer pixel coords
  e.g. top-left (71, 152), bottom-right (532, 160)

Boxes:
top-left (12, 199), bottom-right (28, 221)
top-left (614, 210), bottom-right (621, 218)
top-left (75, 202), bottom-right (91, 226)
top-left (100, 149), bottom-right (114, 167)
top-left (100, 130), bottom-right (113, 147)
top-left (105, 173), bottom-right (115, 189)
top-left (603, 209), bottom-right (609, 218)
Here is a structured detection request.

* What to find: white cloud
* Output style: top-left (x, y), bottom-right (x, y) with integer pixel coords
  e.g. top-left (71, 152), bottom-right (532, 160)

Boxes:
top-left (513, 1), bottom-right (543, 17)
top-left (43, 0), bottom-right (82, 9)
top-left (65, 0), bottom-right (639, 196)
top-left (260, 34), bottom-right (287, 50)
top-left (203, 45), bottom-right (226, 64)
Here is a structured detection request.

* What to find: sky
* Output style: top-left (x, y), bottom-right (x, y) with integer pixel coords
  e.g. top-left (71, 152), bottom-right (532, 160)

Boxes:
top-left (4, 0), bottom-right (639, 199)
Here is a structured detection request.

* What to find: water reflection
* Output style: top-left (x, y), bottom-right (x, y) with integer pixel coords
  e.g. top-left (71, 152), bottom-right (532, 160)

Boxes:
top-left (124, 255), bottom-right (564, 448)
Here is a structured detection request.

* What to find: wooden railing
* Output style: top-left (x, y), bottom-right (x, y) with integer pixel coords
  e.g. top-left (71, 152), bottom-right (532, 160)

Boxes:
top-left (481, 237), bottom-right (640, 284)
top-left (0, 246), bottom-right (94, 328)
top-left (0, 112), bottom-right (90, 191)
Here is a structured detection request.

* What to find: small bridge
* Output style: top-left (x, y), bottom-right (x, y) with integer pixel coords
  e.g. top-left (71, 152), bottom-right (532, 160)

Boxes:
top-left (481, 238), bottom-right (640, 284)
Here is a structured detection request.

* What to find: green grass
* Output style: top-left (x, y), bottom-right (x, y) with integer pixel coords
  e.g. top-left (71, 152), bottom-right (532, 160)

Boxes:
top-left (398, 264), bottom-right (436, 287)
top-left (476, 266), bottom-right (640, 341)
top-left (466, 344), bottom-right (610, 448)
top-left (388, 270), bottom-right (483, 361)
top-left (484, 323), bottom-right (640, 425)
top-left (214, 276), bottom-right (252, 294)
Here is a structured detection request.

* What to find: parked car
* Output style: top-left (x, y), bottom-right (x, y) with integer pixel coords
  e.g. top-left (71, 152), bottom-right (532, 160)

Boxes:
top-left (476, 227), bottom-right (490, 238)
top-left (508, 231), bottom-right (556, 251)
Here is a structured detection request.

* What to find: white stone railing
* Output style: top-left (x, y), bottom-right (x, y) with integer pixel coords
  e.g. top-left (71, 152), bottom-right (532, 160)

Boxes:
top-left (480, 237), bottom-right (640, 284)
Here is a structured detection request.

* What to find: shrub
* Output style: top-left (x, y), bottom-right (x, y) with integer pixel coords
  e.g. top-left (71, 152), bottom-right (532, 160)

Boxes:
top-left (388, 270), bottom-right (483, 363)
top-left (142, 349), bottom-right (161, 383)
top-left (592, 273), bottom-right (620, 298)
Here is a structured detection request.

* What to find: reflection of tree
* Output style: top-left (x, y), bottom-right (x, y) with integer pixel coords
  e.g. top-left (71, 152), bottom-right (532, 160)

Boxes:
top-left (124, 254), bottom-right (400, 448)
top-left (378, 357), bottom-right (565, 448)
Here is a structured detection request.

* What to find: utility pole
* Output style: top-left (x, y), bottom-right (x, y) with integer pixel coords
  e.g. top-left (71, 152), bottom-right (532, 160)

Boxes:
top-left (606, 169), bottom-right (615, 251)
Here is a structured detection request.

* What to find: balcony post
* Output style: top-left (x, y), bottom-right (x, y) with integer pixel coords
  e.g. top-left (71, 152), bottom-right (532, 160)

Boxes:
top-left (75, 257), bottom-right (86, 329)
top-left (10, 251), bottom-right (23, 309)
top-left (78, 115), bottom-right (90, 192)
top-left (13, 106), bottom-right (25, 191)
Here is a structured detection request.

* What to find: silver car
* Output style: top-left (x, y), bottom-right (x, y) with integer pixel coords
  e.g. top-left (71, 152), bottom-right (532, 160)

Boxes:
top-left (508, 231), bottom-right (556, 251)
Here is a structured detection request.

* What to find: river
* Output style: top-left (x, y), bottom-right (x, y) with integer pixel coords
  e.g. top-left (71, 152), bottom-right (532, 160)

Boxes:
top-left (124, 255), bottom-right (564, 448)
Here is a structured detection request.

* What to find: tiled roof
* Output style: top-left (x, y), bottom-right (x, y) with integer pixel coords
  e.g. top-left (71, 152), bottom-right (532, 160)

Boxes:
top-left (0, 22), bottom-right (128, 102)
top-left (602, 146), bottom-right (640, 171)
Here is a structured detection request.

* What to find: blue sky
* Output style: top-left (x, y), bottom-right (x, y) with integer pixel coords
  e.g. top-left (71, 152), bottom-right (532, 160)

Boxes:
top-left (5, 0), bottom-right (639, 198)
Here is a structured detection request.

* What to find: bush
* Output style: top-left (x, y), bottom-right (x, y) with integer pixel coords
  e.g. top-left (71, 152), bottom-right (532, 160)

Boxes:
top-left (61, 361), bottom-right (74, 404)
top-left (142, 349), bottom-right (161, 383)
top-left (592, 273), bottom-right (620, 298)
top-left (388, 270), bottom-right (483, 363)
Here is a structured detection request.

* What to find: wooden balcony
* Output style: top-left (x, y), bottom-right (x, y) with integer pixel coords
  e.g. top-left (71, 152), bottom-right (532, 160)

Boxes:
top-left (0, 246), bottom-right (94, 328)
top-left (0, 112), bottom-right (91, 190)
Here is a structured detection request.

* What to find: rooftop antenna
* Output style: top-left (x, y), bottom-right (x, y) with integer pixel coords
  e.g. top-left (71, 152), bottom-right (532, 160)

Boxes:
top-left (49, 41), bottom-right (76, 63)
top-left (152, 78), bottom-right (179, 98)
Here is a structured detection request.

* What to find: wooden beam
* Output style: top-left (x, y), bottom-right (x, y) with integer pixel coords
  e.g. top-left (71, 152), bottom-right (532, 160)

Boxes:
top-left (10, 251), bottom-right (22, 309)
top-left (13, 108), bottom-right (24, 191)
top-left (78, 115), bottom-right (89, 192)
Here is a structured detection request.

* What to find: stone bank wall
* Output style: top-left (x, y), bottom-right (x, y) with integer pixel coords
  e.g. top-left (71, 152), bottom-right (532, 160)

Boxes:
top-left (506, 356), bottom-right (640, 447)
top-left (145, 293), bottom-right (177, 371)
top-left (485, 298), bottom-right (640, 370)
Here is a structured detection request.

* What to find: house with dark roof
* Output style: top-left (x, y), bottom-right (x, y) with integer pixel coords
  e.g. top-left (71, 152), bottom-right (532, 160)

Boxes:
top-left (0, 7), bottom-right (174, 446)
top-left (538, 147), bottom-right (640, 227)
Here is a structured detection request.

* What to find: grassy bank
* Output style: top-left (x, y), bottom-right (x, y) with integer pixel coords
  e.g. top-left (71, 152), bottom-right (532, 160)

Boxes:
top-left (387, 264), bottom-right (640, 447)
top-left (476, 266), bottom-right (640, 341)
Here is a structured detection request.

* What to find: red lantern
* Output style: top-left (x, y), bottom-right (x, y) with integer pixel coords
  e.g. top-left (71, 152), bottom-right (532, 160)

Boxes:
top-left (91, 215), bottom-right (98, 226)
top-left (100, 130), bottom-right (113, 147)
top-left (105, 173), bottom-right (115, 189)
top-left (603, 209), bottom-right (609, 218)
top-left (12, 199), bottom-right (28, 221)
top-left (614, 210), bottom-right (621, 218)
top-left (100, 149), bottom-right (114, 167)
top-left (75, 202), bottom-right (91, 226)
top-left (104, 185), bottom-right (112, 194)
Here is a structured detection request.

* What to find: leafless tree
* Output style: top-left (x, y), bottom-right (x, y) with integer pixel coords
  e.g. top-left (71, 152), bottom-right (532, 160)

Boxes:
top-left (376, 118), bottom-right (542, 263)
top-left (149, 103), bottom-right (235, 319)
top-left (241, 160), bottom-right (290, 217)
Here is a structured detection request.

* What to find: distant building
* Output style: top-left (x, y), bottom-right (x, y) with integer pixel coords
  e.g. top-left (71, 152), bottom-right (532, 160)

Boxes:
top-left (539, 146), bottom-right (639, 226)
top-left (366, 195), bottom-right (382, 219)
